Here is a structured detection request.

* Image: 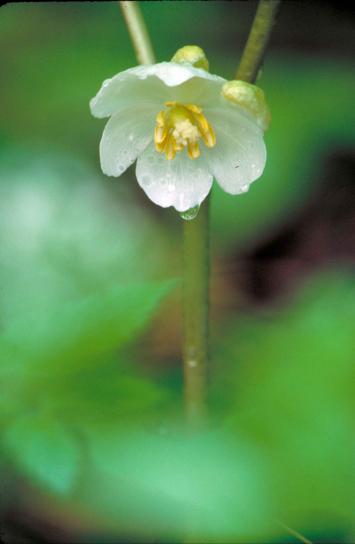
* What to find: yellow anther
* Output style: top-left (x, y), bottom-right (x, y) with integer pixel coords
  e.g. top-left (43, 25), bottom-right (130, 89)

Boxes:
top-left (187, 141), bottom-right (201, 160)
top-left (165, 135), bottom-right (176, 161)
top-left (156, 110), bottom-right (166, 127)
top-left (154, 101), bottom-right (216, 160)
top-left (200, 120), bottom-right (216, 147)
top-left (154, 125), bottom-right (168, 144)
top-left (185, 104), bottom-right (203, 115)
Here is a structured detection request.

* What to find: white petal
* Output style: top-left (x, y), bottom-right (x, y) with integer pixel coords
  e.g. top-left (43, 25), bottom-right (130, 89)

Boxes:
top-left (100, 107), bottom-right (155, 177)
top-left (204, 104), bottom-right (266, 194)
top-left (90, 70), bottom-right (166, 119)
top-left (130, 62), bottom-right (225, 87)
top-left (136, 142), bottom-right (213, 212)
top-left (90, 62), bottom-right (226, 118)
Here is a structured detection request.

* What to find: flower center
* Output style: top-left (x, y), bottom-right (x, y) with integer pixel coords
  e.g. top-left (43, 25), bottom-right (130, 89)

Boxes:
top-left (154, 102), bottom-right (216, 160)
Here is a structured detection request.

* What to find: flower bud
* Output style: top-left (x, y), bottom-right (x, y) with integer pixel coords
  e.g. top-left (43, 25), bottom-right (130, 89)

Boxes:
top-left (171, 46), bottom-right (209, 72)
top-left (222, 80), bottom-right (271, 130)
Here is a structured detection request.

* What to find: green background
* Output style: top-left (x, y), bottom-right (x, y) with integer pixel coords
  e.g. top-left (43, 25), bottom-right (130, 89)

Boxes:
top-left (0, 2), bottom-right (354, 542)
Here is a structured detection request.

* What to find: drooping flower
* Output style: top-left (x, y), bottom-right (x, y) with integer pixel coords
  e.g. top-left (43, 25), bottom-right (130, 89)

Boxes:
top-left (90, 46), bottom-right (270, 214)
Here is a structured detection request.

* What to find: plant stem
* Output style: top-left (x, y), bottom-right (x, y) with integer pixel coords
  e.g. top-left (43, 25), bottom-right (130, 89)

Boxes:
top-left (236, 0), bottom-right (281, 83)
top-left (119, 1), bottom-right (155, 65)
top-left (182, 199), bottom-right (210, 426)
top-left (119, 0), bottom-right (280, 429)
top-left (181, 1), bottom-right (281, 427)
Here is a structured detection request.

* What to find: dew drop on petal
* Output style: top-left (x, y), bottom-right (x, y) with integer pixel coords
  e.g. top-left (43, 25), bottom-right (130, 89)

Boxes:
top-left (240, 184), bottom-right (249, 193)
top-left (167, 184), bottom-right (175, 193)
top-left (180, 205), bottom-right (200, 221)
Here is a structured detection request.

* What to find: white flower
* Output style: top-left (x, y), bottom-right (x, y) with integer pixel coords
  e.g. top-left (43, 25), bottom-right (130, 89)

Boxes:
top-left (90, 49), bottom-right (269, 213)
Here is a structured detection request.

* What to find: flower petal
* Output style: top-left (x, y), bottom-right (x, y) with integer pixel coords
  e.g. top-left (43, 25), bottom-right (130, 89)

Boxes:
top-left (100, 107), bottom-right (155, 177)
top-left (204, 105), bottom-right (266, 194)
top-left (136, 142), bottom-right (213, 212)
top-left (90, 71), bottom-right (166, 119)
top-left (90, 63), bottom-right (226, 118)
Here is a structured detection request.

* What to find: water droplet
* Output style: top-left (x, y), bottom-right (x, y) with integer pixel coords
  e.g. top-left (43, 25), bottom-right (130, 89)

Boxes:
top-left (240, 184), bottom-right (249, 193)
top-left (180, 205), bottom-right (200, 221)
top-left (128, 133), bottom-right (134, 142)
top-left (167, 184), bottom-right (175, 192)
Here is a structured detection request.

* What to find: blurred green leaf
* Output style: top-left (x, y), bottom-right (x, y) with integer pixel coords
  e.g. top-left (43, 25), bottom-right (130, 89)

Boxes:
top-left (0, 147), bottom-right (170, 322)
top-left (0, 279), bottom-right (175, 416)
top-left (46, 355), bottom-right (170, 429)
top-left (82, 428), bottom-right (273, 542)
top-left (0, 279), bottom-right (175, 496)
top-left (2, 415), bottom-right (79, 495)
top-left (215, 270), bottom-right (355, 535)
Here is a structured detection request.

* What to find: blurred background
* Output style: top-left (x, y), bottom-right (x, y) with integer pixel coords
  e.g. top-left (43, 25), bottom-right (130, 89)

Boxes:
top-left (0, 1), bottom-right (354, 542)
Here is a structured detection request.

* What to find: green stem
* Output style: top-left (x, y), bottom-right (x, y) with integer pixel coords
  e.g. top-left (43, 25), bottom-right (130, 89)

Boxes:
top-left (236, 0), bottom-right (281, 83)
top-left (182, 0), bottom-right (281, 427)
top-left (182, 198), bottom-right (209, 426)
top-left (119, 1), bottom-right (155, 65)
top-left (119, 0), bottom-right (280, 429)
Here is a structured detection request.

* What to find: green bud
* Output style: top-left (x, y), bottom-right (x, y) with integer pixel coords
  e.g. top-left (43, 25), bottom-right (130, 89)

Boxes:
top-left (171, 45), bottom-right (209, 72)
top-left (221, 80), bottom-right (271, 131)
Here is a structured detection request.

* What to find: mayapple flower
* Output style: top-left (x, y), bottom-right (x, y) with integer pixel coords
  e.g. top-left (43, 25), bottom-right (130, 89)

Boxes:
top-left (90, 46), bottom-right (270, 214)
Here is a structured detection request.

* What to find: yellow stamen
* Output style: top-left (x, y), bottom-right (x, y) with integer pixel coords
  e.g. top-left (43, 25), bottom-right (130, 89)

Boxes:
top-left (200, 120), bottom-right (216, 147)
top-left (154, 125), bottom-right (168, 144)
top-left (156, 110), bottom-right (166, 127)
top-left (154, 101), bottom-right (216, 160)
top-left (185, 104), bottom-right (203, 114)
top-left (165, 135), bottom-right (176, 161)
top-left (187, 141), bottom-right (201, 159)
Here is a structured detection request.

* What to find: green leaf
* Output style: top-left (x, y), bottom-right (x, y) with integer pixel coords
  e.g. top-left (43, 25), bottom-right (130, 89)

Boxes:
top-left (82, 428), bottom-right (273, 542)
top-left (45, 356), bottom-right (171, 428)
top-left (0, 280), bottom-right (175, 416)
top-left (216, 271), bottom-right (355, 534)
top-left (2, 415), bottom-right (79, 495)
top-left (0, 148), bottom-right (170, 323)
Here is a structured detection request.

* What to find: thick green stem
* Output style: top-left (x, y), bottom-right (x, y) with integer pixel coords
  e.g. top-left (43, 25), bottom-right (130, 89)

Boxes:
top-left (182, 199), bottom-right (209, 426)
top-left (119, 1), bottom-right (155, 65)
top-left (236, 0), bottom-right (281, 83)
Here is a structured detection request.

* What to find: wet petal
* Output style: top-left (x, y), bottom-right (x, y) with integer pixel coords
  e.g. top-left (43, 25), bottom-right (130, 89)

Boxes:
top-left (136, 142), bottom-right (213, 212)
top-left (90, 63), bottom-right (225, 118)
top-left (204, 105), bottom-right (266, 194)
top-left (99, 107), bottom-right (155, 177)
top-left (90, 70), bottom-right (166, 119)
